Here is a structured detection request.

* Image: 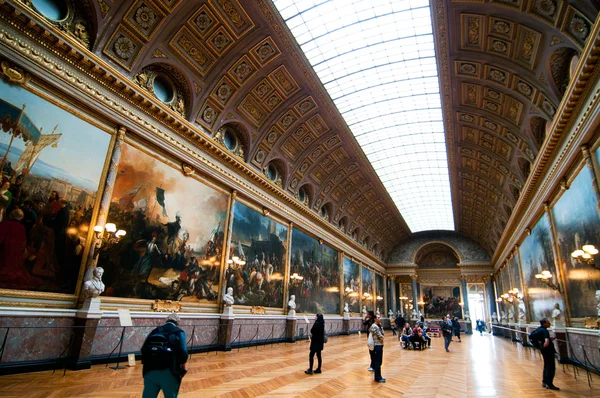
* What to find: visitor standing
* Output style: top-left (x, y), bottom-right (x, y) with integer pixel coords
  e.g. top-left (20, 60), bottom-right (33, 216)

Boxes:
top-left (363, 310), bottom-right (375, 371)
top-left (305, 313), bottom-right (325, 374)
top-left (529, 318), bottom-right (560, 391)
top-left (370, 315), bottom-right (386, 383)
top-left (141, 312), bottom-right (188, 398)
top-left (441, 316), bottom-right (453, 352)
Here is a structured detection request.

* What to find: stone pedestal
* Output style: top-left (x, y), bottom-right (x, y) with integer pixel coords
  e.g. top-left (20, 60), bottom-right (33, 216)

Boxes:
top-left (342, 317), bottom-right (350, 334)
top-left (70, 298), bottom-right (103, 370)
top-left (223, 306), bottom-right (233, 317)
top-left (286, 316), bottom-right (297, 342)
top-left (218, 315), bottom-right (234, 351)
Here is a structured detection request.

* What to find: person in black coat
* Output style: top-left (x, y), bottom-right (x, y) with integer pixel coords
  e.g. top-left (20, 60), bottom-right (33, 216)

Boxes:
top-left (363, 310), bottom-right (375, 371)
top-left (305, 313), bottom-right (325, 374)
top-left (452, 317), bottom-right (462, 342)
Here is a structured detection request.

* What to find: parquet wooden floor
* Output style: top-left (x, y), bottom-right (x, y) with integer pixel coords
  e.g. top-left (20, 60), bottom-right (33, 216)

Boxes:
top-left (0, 332), bottom-right (598, 397)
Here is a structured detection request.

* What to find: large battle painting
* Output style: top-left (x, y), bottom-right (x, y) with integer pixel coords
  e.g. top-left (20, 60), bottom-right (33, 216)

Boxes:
top-left (0, 80), bottom-right (111, 293)
top-left (343, 257), bottom-right (360, 313)
top-left (361, 266), bottom-right (374, 311)
top-left (289, 228), bottom-right (339, 314)
top-left (519, 213), bottom-right (565, 321)
top-left (423, 285), bottom-right (462, 319)
top-left (375, 273), bottom-right (385, 315)
top-left (508, 254), bottom-right (523, 293)
top-left (97, 143), bottom-right (228, 302)
top-left (552, 165), bottom-right (600, 318)
top-left (226, 201), bottom-right (287, 308)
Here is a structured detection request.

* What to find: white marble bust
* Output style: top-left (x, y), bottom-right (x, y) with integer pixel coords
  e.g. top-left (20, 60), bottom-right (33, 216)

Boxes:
top-left (362, 305), bottom-right (367, 318)
top-left (596, 290), bottom-right (600, 316)
top-left (491, 312), bottom-right (498, 322)
top-left (411, 308), bottom-right (418, 320)
top-left (500, 310), bottom-right (506, 322)
top-left (552, 303), bottom-right (563, 323)
top-left (82, 267), bottom-right (105, 299)
top-left (518, 301), bottom-right (526, 321)
top-left (508, 306), bottom-right (515, 322)
top-left (388, 309), bottom-right (393, 318)
top-left (376, 307), bottom-right (380, 316)
top-left (464, 310), bottom-right (471, 321)
top-left (223, 287), bottom-right (234, 306)
top-left (344, 302), bottom-right (349, 313)
top-left (288, 294), bottom-right (296, 310)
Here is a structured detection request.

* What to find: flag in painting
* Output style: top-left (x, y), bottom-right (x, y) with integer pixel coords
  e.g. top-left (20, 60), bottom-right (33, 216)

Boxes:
top-left (156, 187), bottom-right (167, 217)
top-left (119, 185), bottom-right (142, 208)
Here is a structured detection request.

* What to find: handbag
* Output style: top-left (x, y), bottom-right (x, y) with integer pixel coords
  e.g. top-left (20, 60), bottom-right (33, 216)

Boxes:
top-left (323, 332), bottom-right (328, 344)
top-left (367, 332), bottom-right (375, 351)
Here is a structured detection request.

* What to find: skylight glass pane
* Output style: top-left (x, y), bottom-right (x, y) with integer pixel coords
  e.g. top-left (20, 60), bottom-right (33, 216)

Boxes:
top-left (272, 0), bottom-right (454, 232)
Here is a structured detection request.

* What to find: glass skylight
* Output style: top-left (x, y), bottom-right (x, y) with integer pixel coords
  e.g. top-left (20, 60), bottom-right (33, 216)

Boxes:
top-left (272, 0), bottom-right (454, 232)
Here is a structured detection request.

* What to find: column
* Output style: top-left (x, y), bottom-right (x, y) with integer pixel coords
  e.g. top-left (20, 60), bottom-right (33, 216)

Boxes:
top-left (390, 278), bottom-right (397, 313)
top-left (460, 277), bottom-right (470, 314)
top-left (82, 126), bottom-right (126, 282)
top-left (411, 275), bottom-right (419, 320)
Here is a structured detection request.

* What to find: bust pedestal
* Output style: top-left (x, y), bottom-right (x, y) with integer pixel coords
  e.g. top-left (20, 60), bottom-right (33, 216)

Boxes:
top-left (70, 297), bottom-right (103, 370)
top-left (222, 305), bottom-right (234, 317)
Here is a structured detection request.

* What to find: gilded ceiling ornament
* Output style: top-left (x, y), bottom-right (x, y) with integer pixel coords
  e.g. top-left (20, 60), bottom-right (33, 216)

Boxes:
top-left (194, 82), bottom-right (201, 95)
top-left (466, 85), bottom-right (477, 103)
top-left (505, 132), bottom-right (518, 143)
top-left (483, 121), bottom-right (497, 131)
top-left (534, 0), bottom-right (557, 17)
top-left (69, 23), bottom-right (90, 48)
top-left (171, 97), bottom-right (185, 116)
top-left (202, 105), bottom-right (217, 124)
top-left (253, 148), bottom-right (266, 164)
top-left (487, 90), bottom-right (500, 100)
top-left (517, 81), bottom-right (532, 96)
top-left (460, 114), bottom-right (474, 123)
top-left (218, 0), bottom-right (244, 28)
top-left (114, 35), bottom-right (135, 59)
top-left (257, 41), bottom-right (276, 61)
top-left (491, 40), bottom-right (507, 53)
top-left (135, 6), bottom-right (156, 29)
top-left (195, 12), bottom-right (214, 33)
top-left (488, 69), bottom-right (506, 84)
top-left (485, 102), bottom-right (499, 112)
top-left (459, 63), bottom-right (476, 75)
top-left (216, 82), bottom-right (233, 102)
top-left (551, 36), bottom-right (561, 46)
top-left (542, 99), bottom-right (556, 116)
top-left (212, 32), bottom-right (230, 51)
top-left (467, 17), bottom-right (479, 44)
top-left (234, 61), bottom-right (253, 81)
top-left (98, 0), bottom-right (110, 17)
top-left (493, 20), bottom-right (510, 35)
top-left (521, 31), bottom-right (536, 60)
top-left (181, 163), bottom-right (195, 176)
top-left (569, 16), bottom-right (590, 41)
top-left (266, 94), bottom-right (282, 108)
top-left (152, 48), bottom-right (166, 58)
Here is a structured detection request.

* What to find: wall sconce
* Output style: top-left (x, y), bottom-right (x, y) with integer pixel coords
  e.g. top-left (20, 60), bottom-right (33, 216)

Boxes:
top-left (507, 288), bottom-right (523, 300)
top-left (290, 272), bottom-right (304, 284)
top-left (227, 256), bottom-right (246, 267)
top-left (535, 270), bottom-right (560, 291)
top-left (93, 223), bottom-right (126, 257)
top-left (571, 244), bottom-right (599, 268)
top-left (376, 295), bottom-right (384, 301)
top-left (363, 292), bottom-right (372, 300)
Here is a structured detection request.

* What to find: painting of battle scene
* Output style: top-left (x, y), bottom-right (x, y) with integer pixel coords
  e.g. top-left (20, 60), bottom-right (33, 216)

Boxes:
top-left (399, 283), bottom-right (413, 316)
top-left (226, 202), bottom-right (287, 308)
top-left (361, 266), bottom-right (374, 311)
top-left (501, 267), bottom-right (514, 321)
top-left (508, 254), bottom-right (524, 320)
top-left (552, 165), bottom-right (600, 318)
top-left (422, 285), bottom-right (462, 319)
top-left (288, 228), bottom-right (340, 314)
top-left (343, 257), bottom-right (360, 313)
top-left (97, 143), bottom-right (228, 301)
top-left (494, 275), bottom-right (505, 320)
top-left (0, 80), bottom-right (111, 293)
top-left (519, 213), bottom-right (565, 321)
top-left (375, 273), bottom-right (384, 315)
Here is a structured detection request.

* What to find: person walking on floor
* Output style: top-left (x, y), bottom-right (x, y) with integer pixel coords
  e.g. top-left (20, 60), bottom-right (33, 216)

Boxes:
top-left (530, 318), bottom-right (560, 391)
top-left (441, 316), bottom-right (453, 352)
top-left (305, 313), bottom-right (325, 374)
top-left (452, 316), bottom-right (462, 342)
top-left (363, 310), bottom-right (375, 371)
top-left (141, 312), bottom-right (188, 398)
top-left (370, 315), bottom-right (386, 383)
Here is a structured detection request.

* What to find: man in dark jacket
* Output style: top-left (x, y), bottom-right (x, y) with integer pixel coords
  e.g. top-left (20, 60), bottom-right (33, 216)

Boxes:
top-left (142, 312), bottom-right (188, 398)
top-left (441, 316), bottom-right (453, 352)
top-left (531, 318), bottom-right (559, 391)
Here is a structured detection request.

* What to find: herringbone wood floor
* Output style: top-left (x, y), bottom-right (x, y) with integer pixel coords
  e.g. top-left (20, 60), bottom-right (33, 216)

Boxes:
top-left (0, 333), bottom-right (598, 397)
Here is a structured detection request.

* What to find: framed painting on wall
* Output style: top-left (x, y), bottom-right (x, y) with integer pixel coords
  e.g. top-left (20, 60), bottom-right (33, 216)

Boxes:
top-left (227, 201), bottom-right (287, 308)
top-left (552, 165), bottom-right (600, 319)
top-left (289, 228), bottom-right (340, 314)
top-left (519, 213), bottom-right (565, 321)
top-left (97, 141), bottom-right (229, 303)
top-left (422, 285), bottom-right (462, 319)
top-left (361, 266), bottom-right (374, 311)
top-left (375, 273), bottom-right (384, 315)
top-left (343, 257), bottom-right (360, 313)
top-left (0, 79), bottom-right (112, 294)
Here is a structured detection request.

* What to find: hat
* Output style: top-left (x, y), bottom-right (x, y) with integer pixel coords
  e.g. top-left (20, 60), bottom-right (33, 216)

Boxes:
top-left (166, 312), bottom-right (180, 325)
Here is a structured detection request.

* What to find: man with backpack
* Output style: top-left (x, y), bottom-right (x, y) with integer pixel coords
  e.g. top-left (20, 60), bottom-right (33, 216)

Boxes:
top-left (529, 318), bottom-right (559, 391)
top-left (141, 312), bottom-right (188, 398)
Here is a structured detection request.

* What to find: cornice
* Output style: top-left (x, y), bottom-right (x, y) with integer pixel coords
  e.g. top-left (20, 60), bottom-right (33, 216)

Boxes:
top-left (492, 18), bottom-right (600, 267)
top-left (0, 1), bottom-right (388, 270)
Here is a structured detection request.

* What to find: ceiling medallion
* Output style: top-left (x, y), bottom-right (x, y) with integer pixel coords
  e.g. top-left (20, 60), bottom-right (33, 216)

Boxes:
top-left (534, 0), bottom-right (557, 17)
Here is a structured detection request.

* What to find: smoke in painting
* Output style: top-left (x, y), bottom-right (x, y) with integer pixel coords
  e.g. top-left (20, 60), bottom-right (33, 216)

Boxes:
top-left (97, 143), bottom-right (229, 302)
top-left (0, 80), bottom-right (110, 293)
top-left (227, 201), bottom-right (287, 308)
top-left (288, 228), bottom-right (339, 314)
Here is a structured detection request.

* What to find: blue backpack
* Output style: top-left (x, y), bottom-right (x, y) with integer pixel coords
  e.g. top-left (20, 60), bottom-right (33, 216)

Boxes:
top-left (142, 326), bottom-right (176, 367)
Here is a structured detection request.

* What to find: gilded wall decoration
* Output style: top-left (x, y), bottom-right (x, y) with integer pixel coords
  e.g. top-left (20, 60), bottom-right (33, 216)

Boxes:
top-left (0, 79), bottom-right (111, 294)
top-left (455, 61), bottom-right (480, 78)
top-left (538, 94), bottom-right (557, 118)
top-left (512, 76), bottom-right (536, 100)
top-left (289, 228), bottom-right (340, 314)
top-left (528, 0), bottom-right (562, 26)
top-left (97, 142), bottom-right (228, 302)
top-left (489, 17), bottom-right (513, 39)
top-left (462, 14), bottom-right (484, 50)
top-left (488, 37), bottom-right (511, 57)
top-left (196, 99), bottom-right (221, 129)
top-left (123, 0), bottom-right (166, 40)
top-left (227, 201), bottom-right (287, 308)
top-left (133, 64), bottom-right (188, 117)
top-left (170, 26), bottom-right (216, 76)
top-left (250, 37), bottom-right (281, 66)
top-left (152, 48), bottom-right (167, 58)
top-left (515, 26), bottom-right (541, 68)
top-left (485, 66), bottom-right (509, 87)
top-left (209, 0), bottom-right (255, 39)
top-left (277, 109), bottom-right (299, 132)
top-left (264, 91), bottom-right (283, 111)
top-left (237, 94), bottom-right (267, 127)
top-left (294, 96), bottom-right (318, 116)
top-left (103, 25), bottom-right (144, 71)
top-left (252, 78), bottom-right (275, 100)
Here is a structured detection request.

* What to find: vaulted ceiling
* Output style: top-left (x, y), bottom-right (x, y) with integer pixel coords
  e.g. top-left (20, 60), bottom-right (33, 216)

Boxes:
top-left (6, 0), bottom-right (599, 261)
